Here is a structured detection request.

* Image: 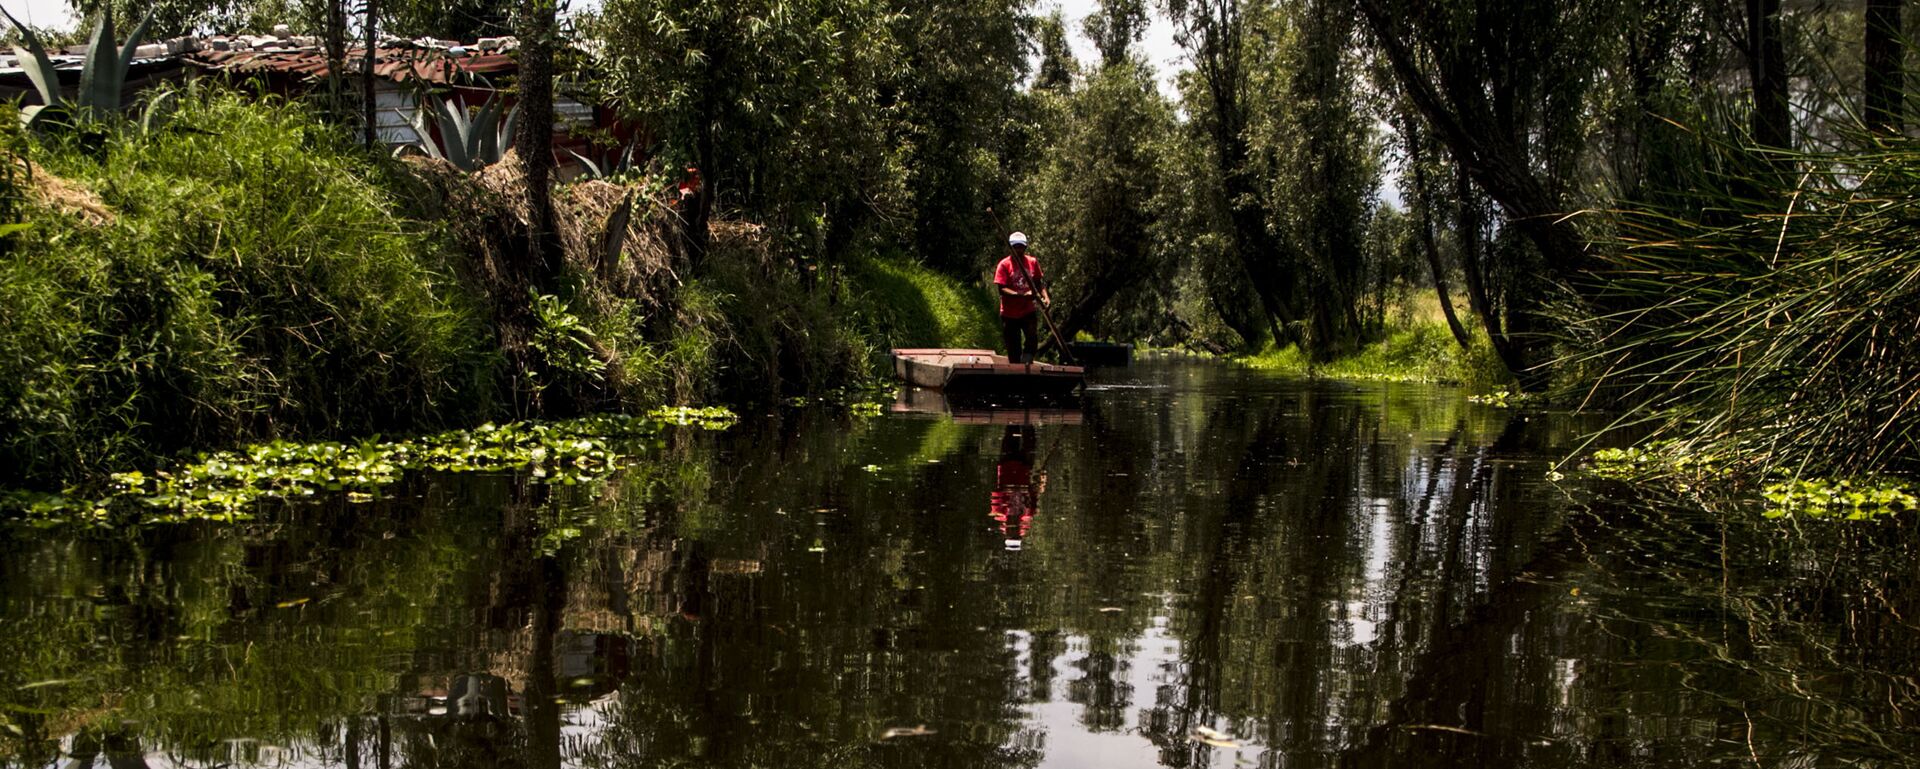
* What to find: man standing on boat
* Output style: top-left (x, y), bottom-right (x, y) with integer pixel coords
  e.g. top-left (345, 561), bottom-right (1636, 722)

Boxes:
top-left (995, 232), bottom-right (1051, 364)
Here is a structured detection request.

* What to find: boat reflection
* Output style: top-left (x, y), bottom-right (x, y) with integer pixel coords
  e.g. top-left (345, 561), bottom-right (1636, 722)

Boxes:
top-left (892, 386), bottom-right (1084, 425)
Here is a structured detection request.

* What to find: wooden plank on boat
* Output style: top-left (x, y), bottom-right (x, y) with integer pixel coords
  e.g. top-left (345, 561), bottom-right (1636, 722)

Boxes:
top-left (890, 348), bottom-right (1085, 396)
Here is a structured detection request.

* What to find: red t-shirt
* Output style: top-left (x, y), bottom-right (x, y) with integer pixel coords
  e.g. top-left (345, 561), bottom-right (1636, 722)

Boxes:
top-left (993, 255), bottom-right (1044, 318)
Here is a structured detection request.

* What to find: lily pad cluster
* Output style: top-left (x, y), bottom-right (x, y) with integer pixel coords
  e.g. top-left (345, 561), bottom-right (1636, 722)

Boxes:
top-left (1760, 478), bottom-right (1918, 519)
top-left (1, 407), bottom-right (736, 525)
top-left (647, 406), bottom-right (741, 428)
top-left (1583, 442), bottom-right (1917, 519)
top-left (1467, 389), bottom-right (1543, 407)
top-left (1584, 443), bottom-right (1718, 480)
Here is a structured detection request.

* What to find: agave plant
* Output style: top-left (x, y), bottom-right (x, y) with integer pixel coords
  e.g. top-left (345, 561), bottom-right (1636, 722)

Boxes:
top-left (1, 8), bottom-right (152, 129)
top-left (407, 94), bottom-right (518, 172)
top-left (566, 143), bottom-right (639, 180)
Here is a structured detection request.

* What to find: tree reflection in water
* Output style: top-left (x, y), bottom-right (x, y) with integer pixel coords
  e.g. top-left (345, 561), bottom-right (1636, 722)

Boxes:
top-left (3, 361), bottom-right (1918, 769)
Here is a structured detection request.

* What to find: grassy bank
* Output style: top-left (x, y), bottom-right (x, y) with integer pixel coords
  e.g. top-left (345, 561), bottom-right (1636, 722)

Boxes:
top-left (0, 90), bottom-right (994, 490)
top-left (846, 254), bottom-right (999, 351)
top-left (1240, 320), bottom-right (1511, 389)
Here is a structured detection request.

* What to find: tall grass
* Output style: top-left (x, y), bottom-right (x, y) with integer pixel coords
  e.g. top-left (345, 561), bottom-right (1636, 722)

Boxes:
top-left (1567, 123), bottom-right (1920, 476)
top-left (0, 91), bottom-right (494, 485)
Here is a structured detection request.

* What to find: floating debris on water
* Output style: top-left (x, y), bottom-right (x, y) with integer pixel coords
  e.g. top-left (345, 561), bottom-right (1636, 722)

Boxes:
top-left (878, 725), bottom-right (937, 740)
top-left (1190, 725), bottom-right (1241, 747)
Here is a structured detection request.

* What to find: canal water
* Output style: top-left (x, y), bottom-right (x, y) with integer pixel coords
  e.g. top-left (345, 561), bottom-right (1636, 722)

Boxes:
top-left (3, 360), bottom-right (1917, 768)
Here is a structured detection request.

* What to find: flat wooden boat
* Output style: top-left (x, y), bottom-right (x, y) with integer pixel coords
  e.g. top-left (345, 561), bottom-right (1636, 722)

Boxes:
top-left (890, 348), bottom-right (1085, 398)
top-left (1067, 341), bottom-right (1133, 367)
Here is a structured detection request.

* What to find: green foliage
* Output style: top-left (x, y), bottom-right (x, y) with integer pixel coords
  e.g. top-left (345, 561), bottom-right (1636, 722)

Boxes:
top-left (70, 0), bottom-right (254, 38)
top-left (1245, 0), bottom-right (1380, 358)
top-left (582, 0), bottom-right (909, 267)
top-left (1567, 122), bottom-right (1920, 476)
top-left (0, 88), bottom-right (495, 486)
top-left (1013, 56), bottom-right (1176, 342)
top-left (381, 0), bottom-right (516, 40)
top-left (529, 291), bottom-right (607, 383)
top-left (675, 230), bottom-right (868, 401)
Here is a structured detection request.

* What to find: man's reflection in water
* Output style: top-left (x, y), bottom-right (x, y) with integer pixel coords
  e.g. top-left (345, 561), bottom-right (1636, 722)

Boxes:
top-left (991, 425), bottom-right (1043, 550)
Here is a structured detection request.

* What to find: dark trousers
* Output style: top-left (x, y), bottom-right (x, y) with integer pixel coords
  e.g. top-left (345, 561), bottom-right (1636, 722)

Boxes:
top-left (1001, 313), bottom-right (1039, 363)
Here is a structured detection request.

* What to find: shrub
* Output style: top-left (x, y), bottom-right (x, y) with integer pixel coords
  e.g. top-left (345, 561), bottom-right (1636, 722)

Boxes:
top-left (0, 90), bottom-right (494, 485)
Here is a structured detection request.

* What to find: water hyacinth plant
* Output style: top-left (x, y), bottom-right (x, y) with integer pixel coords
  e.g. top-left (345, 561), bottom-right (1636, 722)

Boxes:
top-left (0, 407), bottom-right (737, 525)
top-left (1, 8), bottom-right (151, 129)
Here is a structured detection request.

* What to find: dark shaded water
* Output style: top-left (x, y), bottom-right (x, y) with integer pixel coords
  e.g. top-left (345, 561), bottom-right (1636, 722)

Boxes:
top-left (4, 360), bottom-right (1919, 768)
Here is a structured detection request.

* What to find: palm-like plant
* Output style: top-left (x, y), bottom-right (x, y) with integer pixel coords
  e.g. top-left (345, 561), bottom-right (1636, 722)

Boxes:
top-left (406, 94), bottom-right (518, 172)
top-left (1, 8), bottom-right (151, 129)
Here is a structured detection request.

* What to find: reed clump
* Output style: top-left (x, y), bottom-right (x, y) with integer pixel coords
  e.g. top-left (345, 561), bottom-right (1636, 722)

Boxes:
top-left (1568, 128), bottom-right (1920, 477)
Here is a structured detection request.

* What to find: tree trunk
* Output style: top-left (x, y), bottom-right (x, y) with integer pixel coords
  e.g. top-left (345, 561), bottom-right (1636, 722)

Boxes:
top-left (1454, 169), bottom-right (1529, 384)
top-left (1409, 129), bottom-right (1471, 349)
top-left (1865, 0), bottom-right (1903, 135)
top-left (1746, 0), bottom-right (1791, 148)
top-left (324, 0), bottom-right (346, 122)
top-left (361, 0), bottom-right (378, 147)
top-left (516, 0), bottom-right (561, 287)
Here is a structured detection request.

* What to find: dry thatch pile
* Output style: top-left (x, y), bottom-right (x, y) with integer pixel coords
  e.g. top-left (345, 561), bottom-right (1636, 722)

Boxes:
top-left (16, 158), bottom-right (112, 226)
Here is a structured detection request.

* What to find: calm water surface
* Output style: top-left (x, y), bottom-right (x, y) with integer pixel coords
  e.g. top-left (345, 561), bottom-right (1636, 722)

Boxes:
top-left (3, 360), bottom-right (1918, 768)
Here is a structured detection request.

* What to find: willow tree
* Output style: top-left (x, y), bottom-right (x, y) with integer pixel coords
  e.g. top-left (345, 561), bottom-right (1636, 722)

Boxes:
top-left (1249, 0), bottom-right (1379, 359)
top-left (1356, 0), bottom-right (1616, 386)
top-left (1166, 0), bottom-right (1297, 347)
top-left (1016, 0), bottom-right (1176, 343)
top-left (888, 0), bottom-right (1034, 275)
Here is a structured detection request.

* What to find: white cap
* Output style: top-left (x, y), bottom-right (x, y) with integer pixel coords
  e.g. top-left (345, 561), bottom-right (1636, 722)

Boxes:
top-left (1008, 232), bottom-right (1028, 246)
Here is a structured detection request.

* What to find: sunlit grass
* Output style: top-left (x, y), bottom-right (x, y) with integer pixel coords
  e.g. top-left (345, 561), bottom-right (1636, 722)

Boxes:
top-left (1240, 321), bottom-right (1511, 388)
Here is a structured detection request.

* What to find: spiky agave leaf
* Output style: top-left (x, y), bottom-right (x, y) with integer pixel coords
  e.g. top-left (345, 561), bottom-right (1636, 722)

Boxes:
top-left (565, 148), bottom-right (604, 178)
top-left (497, 102), bottom-right (518, 154)
top-left (114, 15), bottom-right (152, 99)
top-left (471, 96), bottom-right (502, 164)
top-left (406, 106), bottom-right (449, 163)
top-left (75, 13), bottom-right (152, 116)
top-left (1, 6), bottom-right (62, 108)
top-left (75, 12), bottom-right (116, 114)
top-left (427, 96), bottom-right (474, 170)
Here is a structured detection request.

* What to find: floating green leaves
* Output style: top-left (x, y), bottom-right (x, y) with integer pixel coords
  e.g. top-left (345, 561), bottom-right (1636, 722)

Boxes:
top-left (1467, 389), bottom-right (1542, 407)
top-left (1760, 478), bottom-right (1918, 519)
top-left (1583, 441), bottom-right (1917, 519)
top-left (1, 407), bottom-right (736, 525)
top-left (648, 405), bottom-right (740, 429)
